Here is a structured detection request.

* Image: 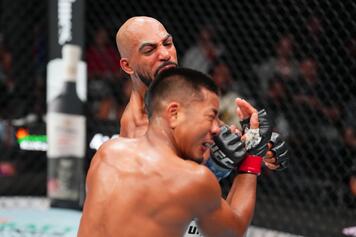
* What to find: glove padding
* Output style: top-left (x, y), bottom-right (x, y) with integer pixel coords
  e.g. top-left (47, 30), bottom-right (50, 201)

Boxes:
top-left (269, 132), bottom-right (288, 171)
top-left (210, 125), bottom-right (246, 170)
top-left (240, 109), bottom-right (272, 157)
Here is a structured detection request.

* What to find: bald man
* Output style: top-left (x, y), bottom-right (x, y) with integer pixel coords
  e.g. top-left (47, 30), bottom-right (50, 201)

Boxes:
top-left (116, 16), bottom-right (178, 138)
top-left (78, 68), bottom-right (261, 237)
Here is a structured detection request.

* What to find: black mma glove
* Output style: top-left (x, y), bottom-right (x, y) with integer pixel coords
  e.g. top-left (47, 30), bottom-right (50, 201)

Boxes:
top-left (205, 125), bottom-right (246, 180)
top-left (240, 109), bottom-right (272, 157)
top-left (268, 132), bottom-right (288, 171)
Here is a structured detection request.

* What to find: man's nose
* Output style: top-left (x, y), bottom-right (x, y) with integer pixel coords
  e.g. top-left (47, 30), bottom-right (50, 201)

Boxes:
top-left (158, 46), bottom-right (171, 61)
top-left (211, 120), bottom-right (221, 136)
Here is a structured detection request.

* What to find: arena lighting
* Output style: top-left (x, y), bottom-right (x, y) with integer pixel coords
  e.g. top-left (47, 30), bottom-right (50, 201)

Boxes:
top-left (16, 128), bottom-right (47, 151)
top-left (16, 128), bottom-right (116, 152)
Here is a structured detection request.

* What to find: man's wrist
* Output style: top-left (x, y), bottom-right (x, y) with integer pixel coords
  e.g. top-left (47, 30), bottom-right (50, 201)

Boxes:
top-left (238, 155), bottom-right (262, 175)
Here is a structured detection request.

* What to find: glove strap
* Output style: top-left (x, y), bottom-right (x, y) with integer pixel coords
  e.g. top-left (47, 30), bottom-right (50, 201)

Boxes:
top-left (238, 155), bottom-right (262, 176)
top-left (206, 157), bottom-right (232, 181)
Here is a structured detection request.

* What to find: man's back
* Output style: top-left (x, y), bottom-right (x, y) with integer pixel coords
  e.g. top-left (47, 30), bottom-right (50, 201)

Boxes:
top-left (78, 137), bottom-right (216, 237)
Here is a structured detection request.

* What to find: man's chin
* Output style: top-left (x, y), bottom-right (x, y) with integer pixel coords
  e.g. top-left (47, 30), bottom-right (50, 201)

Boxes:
top-left (192, 156), bottom-right (204, 164)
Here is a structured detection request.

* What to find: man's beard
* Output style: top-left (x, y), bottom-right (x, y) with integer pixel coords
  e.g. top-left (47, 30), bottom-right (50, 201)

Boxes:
top-left (137, 72), bottom-right (152, 87)
top-left (137, 61), bottom-right (178, 87)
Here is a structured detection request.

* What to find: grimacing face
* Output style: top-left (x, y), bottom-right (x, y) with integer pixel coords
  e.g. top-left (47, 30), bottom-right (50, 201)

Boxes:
top-left (123, 23), bottom-right (178, 86)
top-left (172, 89), bottom-right (220, 163)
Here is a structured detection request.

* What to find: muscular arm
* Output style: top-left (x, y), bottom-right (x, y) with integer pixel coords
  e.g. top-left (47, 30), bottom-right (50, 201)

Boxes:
top-left (225, 173), bottom-right (257, 229)
top-left (195, 168), bottom-right (257, 237)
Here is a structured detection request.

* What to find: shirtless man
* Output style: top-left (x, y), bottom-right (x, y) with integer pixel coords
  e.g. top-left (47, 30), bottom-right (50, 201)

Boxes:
top-left (115, 16), bottom-right (288, 174)
top-left (78, 68), bottom-right (261, 237)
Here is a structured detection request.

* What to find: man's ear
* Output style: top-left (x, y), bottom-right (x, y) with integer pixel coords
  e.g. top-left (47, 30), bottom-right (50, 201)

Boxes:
top-left (166, 102), bottom-right (181, 128)
top-left (120, 58), bottom-right (133, 75)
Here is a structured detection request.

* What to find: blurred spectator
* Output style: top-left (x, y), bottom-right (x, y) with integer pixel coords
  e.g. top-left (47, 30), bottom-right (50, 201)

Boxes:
top-left (86, 28), bottom-right (121, 81)
top-left (292, 58), bottom-right (340, 126)
top-left (349, 173), bottom-right (356, 200)
top-left (296, 15), bottom-right (326, 59)
top-left (254, 34), bottom-right (299, 94)
top-left (0, 161), bottom-right (16, 176)
top-left (340, 95), bottom-right (356, 207)
top-left (0, 33), bottom-right (13, 87)
top-left (0, 119), bottom-right (17, 177)
top-left (0, 119), bottom-right (16, 149)
top-left (209, 60), bottom-right (242, 126)
top-left (182, 25), bottom-right (224, 74)
top-left (306, 16), bottom-right (323, 41)
top-left (88, 76), bottom-right (131, 122)
top-left (86, 27), bottom-right (128, 123)
top-left (340, 36), bottom-right (356, 102)
top-left (0, 33), bottom-right (17, 150)
top-left (0, 33), bottom-right (14, 112)
top-left (264, 76), bottom-right (291, 138)
top-left (289, 57), bottom-right (341, 179)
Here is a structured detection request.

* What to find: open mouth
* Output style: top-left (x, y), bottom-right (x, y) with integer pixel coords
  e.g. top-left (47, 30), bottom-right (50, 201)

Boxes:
top-left (201, 142), bottom-right (213, 154)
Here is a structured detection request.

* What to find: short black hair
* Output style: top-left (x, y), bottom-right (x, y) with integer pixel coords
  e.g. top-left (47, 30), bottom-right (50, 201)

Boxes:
top-left (144, 67), bottom-right (220, 119)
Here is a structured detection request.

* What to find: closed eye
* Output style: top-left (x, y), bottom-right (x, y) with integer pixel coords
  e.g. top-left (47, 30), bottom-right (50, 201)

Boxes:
top-left (163, 34), bottom-right (173, 46)
top-left (139, 43), bottom-right (157, 55)
top-left (143, 46), bottom-right (155, 55)
top-left (163, 41), bottom-right (173, 47)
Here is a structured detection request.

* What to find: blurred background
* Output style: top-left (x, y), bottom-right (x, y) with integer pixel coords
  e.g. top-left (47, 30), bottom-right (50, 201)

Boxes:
top-left (0, 0), bottom-right (355, 236)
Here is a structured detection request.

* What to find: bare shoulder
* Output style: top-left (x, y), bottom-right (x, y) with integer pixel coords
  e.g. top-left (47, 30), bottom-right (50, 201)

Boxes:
top-left (183, 162), bottom-right (222, 213)
top-left (93, 136), bottom-right (139, 170)
top-left (96, 137), bottom-right (127, 160)
top-left (83, 137), bottom-right (138, 217)
top-left (87, 138), bottom-right (123, 185)
top-left (187, 162), bottom-right (220, 187)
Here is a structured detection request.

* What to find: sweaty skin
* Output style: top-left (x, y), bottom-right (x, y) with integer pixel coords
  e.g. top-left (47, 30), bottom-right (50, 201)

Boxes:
top-left (78, 89), bottom-right (258, 237)
top-left (78, 137), bottom-right (220, 237)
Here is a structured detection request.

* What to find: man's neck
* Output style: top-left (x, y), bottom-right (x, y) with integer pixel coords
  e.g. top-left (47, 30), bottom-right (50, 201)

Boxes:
top-left (126, 89), bottom-right (149, 129)
top-left (129, 89), bottom-right (145, 112)
top-left (131, 74), bottom-right (149, 98)
top-left (145, 120), bottom-right (179, 158)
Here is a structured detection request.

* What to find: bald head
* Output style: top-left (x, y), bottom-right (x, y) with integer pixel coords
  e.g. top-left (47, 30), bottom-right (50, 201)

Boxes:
top-left (116, 16), bottom-right (178, 86)
top-left (116, 16), bottom-right (167, 58)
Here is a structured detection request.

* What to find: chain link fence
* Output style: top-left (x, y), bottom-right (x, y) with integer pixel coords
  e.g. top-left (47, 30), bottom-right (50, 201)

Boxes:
top-left (0, 0), bottom-right (355, 236)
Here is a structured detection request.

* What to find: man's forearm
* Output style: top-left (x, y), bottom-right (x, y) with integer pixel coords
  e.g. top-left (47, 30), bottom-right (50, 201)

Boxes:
top-left (226, 173), bottom-right (257, 232)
